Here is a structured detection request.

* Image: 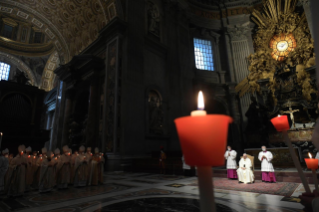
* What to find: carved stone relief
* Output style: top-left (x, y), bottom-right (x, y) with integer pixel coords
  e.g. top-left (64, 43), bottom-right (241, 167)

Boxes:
top-left (147, 1), bottom-right (160, 37)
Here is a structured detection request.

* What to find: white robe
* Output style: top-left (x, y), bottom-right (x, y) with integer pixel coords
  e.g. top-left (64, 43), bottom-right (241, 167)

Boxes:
top-left (237, 158), bottom-right (254, 183)
top-left (316, 152), bottom-right (319, 164)
top-left (258, 151), bottom-right (274, 172)
top-left (224, 150), bottom-right (237, 169)
top-left (182, 156), bottom-right (190, 170)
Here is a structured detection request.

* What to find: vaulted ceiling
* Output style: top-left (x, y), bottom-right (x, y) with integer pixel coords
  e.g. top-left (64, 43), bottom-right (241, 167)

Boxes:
top-left (0, 0), bottom-right (117, 90)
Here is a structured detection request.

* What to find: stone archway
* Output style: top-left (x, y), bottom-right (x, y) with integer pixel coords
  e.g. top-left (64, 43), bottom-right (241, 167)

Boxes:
top-left (0, 51), bottom-right (37, 86)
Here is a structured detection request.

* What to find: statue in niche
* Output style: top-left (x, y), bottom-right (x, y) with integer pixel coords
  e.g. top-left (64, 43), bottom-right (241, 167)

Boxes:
top-left (12, 69), bottom-right (31, 85)
top-left (147, 2), bottom-right (160, 37)
top-left (148, 90), bottom-right (164, 135)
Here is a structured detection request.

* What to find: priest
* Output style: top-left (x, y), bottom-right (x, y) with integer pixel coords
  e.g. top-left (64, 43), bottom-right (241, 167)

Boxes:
top-left (0, 149), bottom-right (9, 193)
top-left (39, 151), bottom-right (56, 193)
top-left (258, 146), bottom-right (276, 183)
top-left (70, 150), bottom-right (78, 185)
top-left (33, 147), bottom-right (47, 188)
top-left (25, 146), bottom-right (33, 191)
top-left (3, 149), bottom-right (12, 194)
top-left (88, 148), bottom-right (104, 185)
top-left (237, 153), bottom-right (254, 184)
top-left (56, 145), bottom-right (71, 189)
top-left (74, 146), bottom-right (88, 187)
top-left (7, 145), bottom-right (27, 197)
top-left (224, 146), bottom-right (238, 179)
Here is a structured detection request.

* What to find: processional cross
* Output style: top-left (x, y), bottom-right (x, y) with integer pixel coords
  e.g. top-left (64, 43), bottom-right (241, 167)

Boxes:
top-left (280, 101), bottom-right (299, 128)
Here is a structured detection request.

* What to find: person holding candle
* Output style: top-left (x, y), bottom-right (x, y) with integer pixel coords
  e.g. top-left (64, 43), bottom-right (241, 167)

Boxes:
top-left (88, 148), bottom-right (105, 186)
top-left (33, 147), bottom-right (47, 189)
top-left (7, 145), bottom-right (27, 197)
top-left (31, 151), bottom-right (38, 187)
top-left (224, 146), bottom-right (238, 179)
top-left (237, 153), bottom-right (254, 184)
top-left (0, 148), bottom-right (9, 194)
top-left (85, 147), bottom-right (93, 184)
top-left (53, 148), bottom-right (61, 186)
top-left (39, 151), bottom-right (57, 193)
top-left (74, 146), bottom-right (88, 187)
top-left (56, 145), bottom-right (71, 189)
top-left (3, 149), bottom-right (12, 194)
top-left (70, 150), bottom-right (78, 185)
top-left (258, 146), bottom-right (276, 183)
top-left (25, 146), bottom-right (33, 191)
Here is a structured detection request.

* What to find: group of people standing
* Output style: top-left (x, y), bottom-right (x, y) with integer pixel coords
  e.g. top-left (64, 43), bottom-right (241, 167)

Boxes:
top-left (0, 145), bottom-right (105, 197)
top-left (224, 145), bottom-right (276, 184)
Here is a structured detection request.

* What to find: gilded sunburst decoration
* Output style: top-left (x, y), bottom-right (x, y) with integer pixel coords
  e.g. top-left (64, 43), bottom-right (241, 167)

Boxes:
top-left (235, 0), bottom-right (316, 103)
top-left (270, 33), bottom-right (297, 61)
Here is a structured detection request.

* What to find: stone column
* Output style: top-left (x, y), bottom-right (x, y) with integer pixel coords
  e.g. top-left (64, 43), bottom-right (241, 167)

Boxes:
top-left (300, 0), bottom-right (314, 38)
top-left (226, 23), bottom-right (253, 122)
top-left (61, 90), bottom-right (74, 147)
top-left (86, 77), bottom-right (99, 147)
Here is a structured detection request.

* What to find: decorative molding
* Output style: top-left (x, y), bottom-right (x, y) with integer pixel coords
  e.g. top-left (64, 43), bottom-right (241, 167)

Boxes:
top-left (45, 28), bottom-right (55, 39)
top-left (226, 23), bottom-right (251, 41)
top-left (17, 11), bottom-right (29, 19)
top-left (31, 18), bottom-right (43, 28)
top-left (0, 6), bottom-right (13, 13)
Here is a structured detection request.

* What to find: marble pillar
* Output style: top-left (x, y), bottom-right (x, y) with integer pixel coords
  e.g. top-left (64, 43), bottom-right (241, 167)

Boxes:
top-left (61, 91), bottom-right (74, 147)
top-left (300, 0), bottom-right (314, 39)
top-left (226, 23), bottom-right (253, 122)
top-left (86, 77), bottom-right (99, 147)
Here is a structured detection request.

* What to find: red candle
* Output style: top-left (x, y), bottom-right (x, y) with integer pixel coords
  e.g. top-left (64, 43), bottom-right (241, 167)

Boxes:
top-left (305, 153), bottom-right (319, 170)
top-left (174, 91), bottom-right (233, 166)
top-left (271, 115), bottom-right (290, 132)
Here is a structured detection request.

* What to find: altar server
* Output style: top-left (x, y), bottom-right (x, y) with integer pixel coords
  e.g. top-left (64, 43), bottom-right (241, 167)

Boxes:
top-left (74, 146), bottom-right (88, 187)
top-left (237, 153), bottom-right (254, 184)
top-left (258, 146), bottom-right (276, 183)
top-left (7, 145), bottom-right (27, 197)
top-left (25, 146), bottom-right (33, 190)
top-left (224, 146), bottom-right (238, 179)
top-left (39, 151), bottom-right (56, 192)
top-left (0, 149), bottom-right (9, 193)
top-left (56, 145), bottom-right (71, 189)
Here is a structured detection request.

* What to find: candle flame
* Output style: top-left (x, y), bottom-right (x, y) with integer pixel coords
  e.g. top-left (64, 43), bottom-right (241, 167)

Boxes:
top-left (277, 114), bottom-right (281, 117)
top-left (197, 91), bottom-right (205, 110)
top-left (0, 132), bottom-right (2, 136)
top-left (309, 152), bottom-right (312, 159)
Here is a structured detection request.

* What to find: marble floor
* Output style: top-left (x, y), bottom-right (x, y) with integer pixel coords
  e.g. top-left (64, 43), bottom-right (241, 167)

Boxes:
top-left (0, 171), bottom-right (309, 212)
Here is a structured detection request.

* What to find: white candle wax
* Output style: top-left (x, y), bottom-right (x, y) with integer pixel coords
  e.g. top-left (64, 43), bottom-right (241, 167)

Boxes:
top-left (191, 110), bottom-right (207, 116)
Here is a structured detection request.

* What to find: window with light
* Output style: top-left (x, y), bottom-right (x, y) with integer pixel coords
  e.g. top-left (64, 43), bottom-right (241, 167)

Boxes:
top-left (194, 38), bottom-right (214, 71)
top-left (0, 62), bottom-right (10, 81)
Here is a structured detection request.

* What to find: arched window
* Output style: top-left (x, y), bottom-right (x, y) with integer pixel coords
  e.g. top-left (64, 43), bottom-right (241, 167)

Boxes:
top-left (0, 62), bottom-right (10, 81)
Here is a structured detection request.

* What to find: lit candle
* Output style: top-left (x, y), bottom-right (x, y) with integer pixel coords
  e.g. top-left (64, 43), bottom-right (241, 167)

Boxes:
top-left (190, 91), bottom-right (207, 117)
top-left (305, 153), bottom-right (319, 192)
top-left (28, 155), bottom-right (30, 158)
top-left (0, 132), bottom-right (3, 149)
top-left (305, 153), bottom-right (319, 170)
top-left (271, 115), bottom-right (311, 193)
top-left (175, 91), bottom-right (233, 212)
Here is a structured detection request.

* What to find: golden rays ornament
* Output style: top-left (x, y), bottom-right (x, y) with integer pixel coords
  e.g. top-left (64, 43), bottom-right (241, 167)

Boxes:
top-left (235, 0), bottom-right (315, 103)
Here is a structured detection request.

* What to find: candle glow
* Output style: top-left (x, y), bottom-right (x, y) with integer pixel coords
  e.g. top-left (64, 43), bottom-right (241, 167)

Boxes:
top-left (305, 152), bottom-right (319, 170)
top-left (198, 91), bottom-right (204, 110)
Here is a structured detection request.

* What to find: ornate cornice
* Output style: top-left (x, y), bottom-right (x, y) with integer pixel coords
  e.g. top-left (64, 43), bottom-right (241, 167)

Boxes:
top-left (0, 36), bottom-right (55, 56)
top-left (226, 23), bottom-right (252, 41)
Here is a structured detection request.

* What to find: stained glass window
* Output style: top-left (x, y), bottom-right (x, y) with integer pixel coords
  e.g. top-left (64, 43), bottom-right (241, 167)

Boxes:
top-left (0, 62), bottom-right (10, 81)
top-left (270, 33), bottom-right (297, 61)
top-left (194, 38), bottom-right (214, 71)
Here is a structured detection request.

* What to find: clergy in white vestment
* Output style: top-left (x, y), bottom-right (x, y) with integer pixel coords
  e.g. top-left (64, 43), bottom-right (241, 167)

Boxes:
top-left (56, 145), bottom-right (71, 189)
top-left (224, 146), bottom-right (238, 179)
top-left (0, 149), bottom-right (9, 193)
top-left (316, 152), bottom-right (319, 165)
top-left (3, 149), bottom-right (12, 194)
top-left (53, 148), bottom-right (61, 186)
top-left (237, 153), bottom-right (254, 184)
top-left (39, 151), bottom-right (56, 193)
top-left (88, 148), bottom-right (105, 186)
top-left (258, 146), bottom-right (276, 183)
top-left (7, 145), bottom-right (27, 197)
top-left (182, 155), bottom-right (192, 176)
